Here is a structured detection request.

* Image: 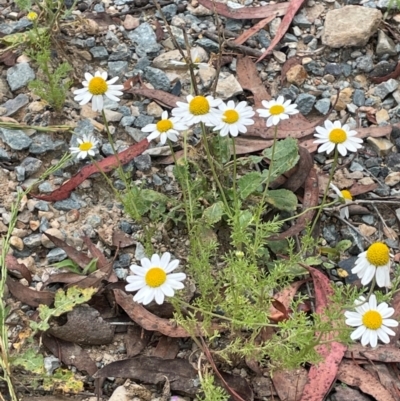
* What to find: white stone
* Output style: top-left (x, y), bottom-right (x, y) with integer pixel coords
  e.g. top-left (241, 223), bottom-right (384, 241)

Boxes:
top-left (322, 6), bottom-right (382, 48)
top-left (385, 172), bottom-right (400, 187)
top-left (215, 72), bottom-right (243, 99)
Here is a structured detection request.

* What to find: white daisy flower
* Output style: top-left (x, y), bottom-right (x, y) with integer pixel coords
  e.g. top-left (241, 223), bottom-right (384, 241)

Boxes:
top-left (212, 100), bottom-right (255, 137)
top-left (345, 294), bottom-right (398, 347)
top-left (256, 96), bottom-right (299, 127)
top-left (69, 134), bottom-right (99, 159)
top-left (314, 120), bottom-right (363, 157)
top-left (172, 95), bottom-right (222, 126)
top-left (352, 242), bottom-right (392, 288)
top-left (125, 252), bottom-right (186, 305)
top-left (330, 183), bottom-right (352, 219)
top-left (170, 48), bottom-right (209, 69)
top-left (141, 111), bottom-right (188, 145)
top-left (73, 71), bottom-right (124, 112)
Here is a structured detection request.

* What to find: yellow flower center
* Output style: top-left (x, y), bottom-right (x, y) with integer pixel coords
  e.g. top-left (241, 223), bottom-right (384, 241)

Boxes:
top-left (329, 128), bottom-right (347, 144)
top-left (362, 310), bottom-right (383, 330)
top-left (269, 104), bottom-right (285, 115)
top-left (193, 56), bottom-right (201, 63)
top-left (223, 109), bottom-right (239, 124)
top-left (189, 96), bottom-right (210, 116)
top-left (145, 267), bottom-right (167, 288)
top-left (340, 190), bottom-right (352, 201)
top-left (156, 119), bottom-right (173, 133)
top-left (79, 142), bottom-right (93, 151)
top-left (27, 11), bottom-right (38, 21)
top-left (366, 242), bottom-right (390, 267)
top-left (88, 77), bottom-right (108, 95)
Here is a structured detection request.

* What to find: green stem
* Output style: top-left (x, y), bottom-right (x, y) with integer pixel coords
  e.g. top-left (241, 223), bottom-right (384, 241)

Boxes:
top-left (310, 147), bottom-right (339, 234)
top-left (101, 109), bottom-right (141, 221)
top-left (200, 123), bottom-right (232, 218)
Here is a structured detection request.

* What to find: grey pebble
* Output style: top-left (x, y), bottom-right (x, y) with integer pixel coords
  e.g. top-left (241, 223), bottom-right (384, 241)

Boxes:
top-left (44, 356), bottom-right (60, 375)
top-left (0, 19), bottom-right (31, 35)
top-left (295, 93), bottom-right (316, 115)
top-left (352, 89), bottom-right (365, 107)
top-left (195, 38), bottom-right (220, 53)
top-left (89, 46), bottom-right (109, 60)
top-left (53, 197), bottom-right (83, 211)
top-left (134, 114), bottom-right (154, 128)
top-left (108, 61), bottom-right (128, 78)
top-left (0, 128), bottom-right (32, 150)
top-left (315, 98), bottom-right (331, 115)
top-left (15, 166), bottom-right (25, 181)
top-left (128, 22), bottom-right (160, 56)
top-left (2, 93), bottom-right (29, 116)
top-left (29, 134), bottom-right (65, 155)
top-left (134, 154), bottom-right (152, 171)
top-left (374, 79), bottom-right (399, 99)
top-left (34, 201), bottom-right (49, 211)
top-left (6, 63), bottom-right (35, 91)
top-left (38, 181), bottom-right (56, 193)
top-left (362, 215), bottom-right (375, 225)
top-left (144, 66), bottom-right (171, 92)
top-left (109, 44), bottom-right (132, 62)
top-left (23, 233), bottom-right (42, 248)
top-left (47, 248), bottom-right (67, 263)
top-left (20, 157), bottom-right (42, 177)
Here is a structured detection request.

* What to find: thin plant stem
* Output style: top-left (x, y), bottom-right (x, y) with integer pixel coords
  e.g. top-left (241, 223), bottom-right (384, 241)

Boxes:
top-left (101, 109), bottom-right (141, 220)
top-left (200, 123), bottom-right (232, 218)
top-left (310, 146), bottom-right (339, 234)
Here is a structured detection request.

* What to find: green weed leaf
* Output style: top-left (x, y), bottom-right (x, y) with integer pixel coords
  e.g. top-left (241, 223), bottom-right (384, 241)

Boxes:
top-left (238, 171), bottom-right (263, 200)
top-left (12, 349), bottom-right (44, 374)
top-left (262, 138), bottom-right (299, 181)
top-left (203, 201), bottom-right (224, 225)
top-left (265, 189), bottom-right (297, 211)
top-left (335, 240), bottom-right (352, 253)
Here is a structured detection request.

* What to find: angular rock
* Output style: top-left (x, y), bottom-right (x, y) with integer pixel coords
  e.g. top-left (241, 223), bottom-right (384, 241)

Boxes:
top-left (215, 72), bottom-right (243, 99)
top-left (315, 98), bottom-right (331, 115)
top-left (374, 78), bottom-right (398, 99)
top-left (0, 128), bottom-right (32, 150)
top-left (376, 29), bottom-right (397, 56)
top-left (286, 64), bottom-right (308, 86)
top-left (322, 6), bottom-right (382, 48)
top-left (366, 137), bottom-right (393, 156)
top-left (332, 87), bottom-right (353, 111)
top-left (2, 93), bottom-right (29, 116)
top-left (6, 63), bottom-right (35, 91)
top-left (144, 66), bottom-right (171, 92)
top-left (296, 93), bottom-right (316, 115)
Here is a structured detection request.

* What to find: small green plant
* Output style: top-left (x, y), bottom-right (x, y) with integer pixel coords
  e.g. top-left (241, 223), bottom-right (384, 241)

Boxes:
top-left (0, 150), bottom-right (73, 401)
top-left (198, 370), bottom-right (229, 401)
top-left (12, 0), bottom-right (74, 111)
top-left (50, 257), bottom-right (98, 275)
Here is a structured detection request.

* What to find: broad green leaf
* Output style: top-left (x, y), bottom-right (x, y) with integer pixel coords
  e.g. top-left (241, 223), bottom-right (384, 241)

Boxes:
top-left (1, 28), bottom-right (48, 45)
top-left (262, 138), bottom-right (299, 180)
top-left (265, 189), bottom-right (298, 211)
top-left (238, 171), bottom-right (263, 200)
top-left (335, 240), bottom-right (352, 253)
top-left (202, 201), bottom-right (224, 225)
top-left (305, 256), bottom-right (322, 266)
top-left (238, 210), bottom-right (253, 229)
top-left (268, 239), bottom-right (289, 254)
top-left (12, 349), bottom-right (44, 374)
top-left (43, 369), bottom-right (83, 393)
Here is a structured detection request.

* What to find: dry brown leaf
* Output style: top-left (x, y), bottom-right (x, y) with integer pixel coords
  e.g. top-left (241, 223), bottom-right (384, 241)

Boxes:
top-left (337, 360), bottom-right (397, 401)
top-left (93, 356), bottom-right (199, 396)
top-left (234, 16), bottom-right (275, 46)
top-left (7, 277), bottom-right (54, 307)
top-left (6, 254), bottom-right (32, 283)
top-left (42, 333), bottom-right (98, 375)
top-left (198, 0), bottom-right (289, 19)
top-left (272, 367), bottom-right (308, 401)
top-left (49, 305), bottom-right (115, 345)
top-left (115, 289), bottom-right (222, 337)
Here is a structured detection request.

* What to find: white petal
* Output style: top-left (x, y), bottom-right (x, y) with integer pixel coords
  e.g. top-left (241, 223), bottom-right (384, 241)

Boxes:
top-left (351, 325), bottom-right (366, 340)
